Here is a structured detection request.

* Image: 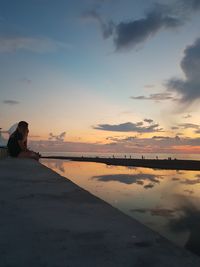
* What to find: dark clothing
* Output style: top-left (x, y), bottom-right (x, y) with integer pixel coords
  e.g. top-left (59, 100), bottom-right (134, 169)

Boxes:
top-left (7, 130), bottom-right (23, 157)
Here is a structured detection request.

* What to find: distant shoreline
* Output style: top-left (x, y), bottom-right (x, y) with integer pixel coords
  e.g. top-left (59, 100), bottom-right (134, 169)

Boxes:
top-left (41, 156), bottom-right (200, 171)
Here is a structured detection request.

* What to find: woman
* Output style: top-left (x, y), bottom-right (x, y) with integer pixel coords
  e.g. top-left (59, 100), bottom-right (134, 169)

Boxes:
top-left (7, 121), bottom-right (40, 160)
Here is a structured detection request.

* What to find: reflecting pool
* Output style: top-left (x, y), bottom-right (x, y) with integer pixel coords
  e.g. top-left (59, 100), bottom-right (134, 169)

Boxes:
top-left (41, 159), bottom-right (200, 256)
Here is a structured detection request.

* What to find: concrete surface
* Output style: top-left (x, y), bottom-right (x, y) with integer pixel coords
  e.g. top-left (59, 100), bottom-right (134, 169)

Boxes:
top-left (0, 158), bottom-right (200, 267)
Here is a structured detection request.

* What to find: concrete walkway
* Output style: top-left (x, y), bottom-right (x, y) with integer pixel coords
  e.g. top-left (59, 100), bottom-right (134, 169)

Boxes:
top-left (0, 158), bottom-right (200, 267)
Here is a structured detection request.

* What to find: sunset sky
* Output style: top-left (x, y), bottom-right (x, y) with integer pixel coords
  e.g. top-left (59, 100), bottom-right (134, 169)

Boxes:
top-left (1, 0), bottom-right (200, 154)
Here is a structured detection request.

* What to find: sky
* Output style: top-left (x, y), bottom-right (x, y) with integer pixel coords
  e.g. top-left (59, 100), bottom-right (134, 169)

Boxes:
top-left (1, 0), bottom-right (200, 154)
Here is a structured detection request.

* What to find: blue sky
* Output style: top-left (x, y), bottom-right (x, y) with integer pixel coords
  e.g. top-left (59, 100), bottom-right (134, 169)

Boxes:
top-left (1, 0), bottom-right (200, 153)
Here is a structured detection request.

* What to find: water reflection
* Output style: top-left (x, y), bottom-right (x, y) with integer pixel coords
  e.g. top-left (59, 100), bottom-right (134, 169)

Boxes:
top-left (181, 176), bottom-right (200, 185)
top-left (44, 159), bottom-right (66, 173)
top-left (168, 197), bottom-right (200, 256)
top-left (41, 159), bottom-right (200, 256)
top-left (92, 173), bottom-right (162, 189)
top-left (131, 208), bottom-right (180, 218)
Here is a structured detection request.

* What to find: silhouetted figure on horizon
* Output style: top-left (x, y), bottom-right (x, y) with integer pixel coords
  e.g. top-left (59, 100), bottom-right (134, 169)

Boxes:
top-left (7, 121), bottom-right (40, 160)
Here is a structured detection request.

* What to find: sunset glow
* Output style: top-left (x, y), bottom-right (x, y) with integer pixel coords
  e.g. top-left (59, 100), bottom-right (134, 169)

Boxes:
top-left (1, 0), bottom-right (200, 155)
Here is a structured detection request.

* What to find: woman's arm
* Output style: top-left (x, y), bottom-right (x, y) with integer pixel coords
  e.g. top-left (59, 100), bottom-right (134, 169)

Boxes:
top-left (18, 135), bottom-right (28, 152)
top-left (18, 140), bottom-right (27, 151)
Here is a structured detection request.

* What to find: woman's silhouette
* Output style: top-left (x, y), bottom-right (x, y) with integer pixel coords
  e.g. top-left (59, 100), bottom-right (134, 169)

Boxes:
top-left (7, 121), bottom-right (40, 160)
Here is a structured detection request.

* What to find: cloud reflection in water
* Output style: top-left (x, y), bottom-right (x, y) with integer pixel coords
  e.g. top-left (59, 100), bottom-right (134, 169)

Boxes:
top-left (92, 173), bottom-right (162, 189)
top-left (168, 198), bottom-right (200, 256)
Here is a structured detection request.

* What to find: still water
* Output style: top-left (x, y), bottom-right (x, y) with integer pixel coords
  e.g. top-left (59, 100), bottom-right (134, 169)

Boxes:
top-left (41, 159), bottom-right (200, 256)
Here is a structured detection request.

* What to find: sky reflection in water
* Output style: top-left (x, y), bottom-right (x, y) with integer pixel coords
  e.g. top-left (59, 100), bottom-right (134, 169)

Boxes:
top-left (41, 159), bottom-right (200, 256)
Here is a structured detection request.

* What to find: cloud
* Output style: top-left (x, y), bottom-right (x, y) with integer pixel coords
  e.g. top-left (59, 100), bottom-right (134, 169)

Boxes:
top-left (20, 78), bottom-right (32, 84)
top-left (181, 0), bottom-right (200, 11)
top-left (167, 37), bottom-right (200, 103)
top-left (144, 118), bottom-right (154, 124)
top-left (171, 123), bottom-right (200, 134)
top-left (168, 198), bottom-right (200, 255)
top-left (183, 114), bottom-right (192, 119)
top-left (85, 1), bottom-right (200, 50)
top-left (93, 121), bottom-right (162, 133)
top-left (131, 207), bottom-right (178, 218)
top-left (185, 138), bottom-right (200, 146)
top-left (107, 136), bottom-right (137, 142)
top-left (152, 136), bottom-right (170, 140)
top-left (113, 3), bottom-right (182, 51)
top-left (29, 134), bottom-right (200, 154)
top-left (178, 123), bottom-right (200, 129)
top-left (48, 132), bottom-right (66, 142)
top-left (176, 132), bottom-right (184, 136)
top-left (92, 173), bottom-right (161, 188)
top-left (130, 92), bottom-right (179, 102)
top-left (42, 159), bottom-right (65, 173)
top-left (181, 177), bottom-right (200, 185)
top-left (3, 100), bottom-right (19, 105)
top-left (171, 126), bottom-right (179, 130)
top-left (82, 10), bottom-right (114, 39)
top-left (0, 36), bottom-right (68, 53)
top-left (152, 135), bottom-right (181, 141)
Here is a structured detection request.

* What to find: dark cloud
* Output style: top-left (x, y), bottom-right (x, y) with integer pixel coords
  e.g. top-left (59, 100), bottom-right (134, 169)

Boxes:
top-left (176, 132), bottom-right (184, 136)
top-left (29, 135), bottom-right (200, 155)
top-left (171, 123), bottom-right (200, 134)
top-left (178, 123), bottom-right (200, 129)
top-left (48, 132), bottom-right (66, 142)
top-left (181, 177), bottom-right (200, 185)
top-left (185, 138), bottom-right (200, 146)
top-left (167, 37), bottom-right (200, 103)
top-left (172, 177), bottom-right (180, 181)
top-left (93, 121), bottom-right (162, 133)
top-left (168, 198), bottom-right (200, 255)
top-left (152, 136), bottom-right (170, 140)
top-left (114, 4), bottom-right (182, 51)
top-left (130, 92), bottom-right (179, 102)
top-left (181, 0), bottom-right (200, 10)
top-left (144, 118), bottom-right (154, 124)
top-left (131, 207), bottom-right (178, 218)
top-left (87, 0), bottom-right (200, 51)
top-left (144, 183), bottom-right (154, 189)
top-left (92, 173), bottom-right (161, 188)
top-left (153, 135), bottom-right (181, 141)
top-left (171, 126), bottom-right (179, 130)
top-left (3, 100), bottom-right (19, 105)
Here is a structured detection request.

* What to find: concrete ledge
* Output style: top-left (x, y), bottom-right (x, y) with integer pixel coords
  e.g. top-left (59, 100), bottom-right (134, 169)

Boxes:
top-left (0, 158), bottom-right (200, 267)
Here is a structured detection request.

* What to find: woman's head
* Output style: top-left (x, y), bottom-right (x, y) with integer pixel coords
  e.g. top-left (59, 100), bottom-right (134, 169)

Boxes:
top-left (17, 121), bottom-right (29, 135)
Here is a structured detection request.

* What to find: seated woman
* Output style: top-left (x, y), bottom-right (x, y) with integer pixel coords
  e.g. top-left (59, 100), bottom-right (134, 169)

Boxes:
top-left (7, 121), bottom-right (40, 160)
